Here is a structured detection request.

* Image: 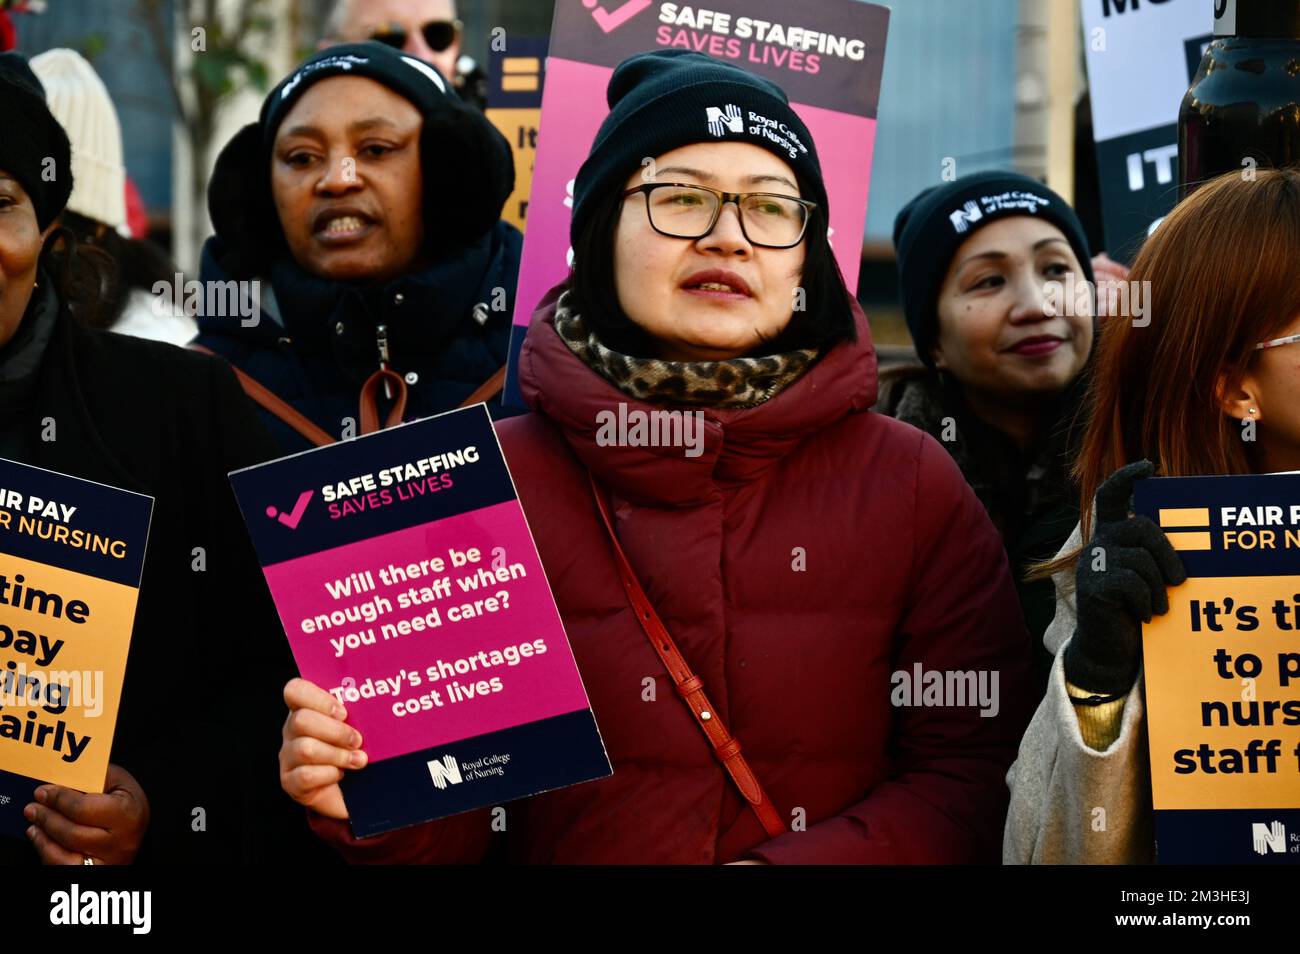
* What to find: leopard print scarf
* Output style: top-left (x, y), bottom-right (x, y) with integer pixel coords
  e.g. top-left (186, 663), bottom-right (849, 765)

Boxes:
top-left (552, 291), bottom-right (818, 408)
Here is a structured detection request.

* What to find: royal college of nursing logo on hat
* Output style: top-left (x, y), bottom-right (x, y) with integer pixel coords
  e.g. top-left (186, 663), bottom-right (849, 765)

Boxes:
top-left (280, 53), bottom-right (370, 99)
top-left (949, 200), bottom-right (983, 234)
top-left (706, 105), bottom-right (744, 137)
top-left (950, 190), bottom-right (1050, 234)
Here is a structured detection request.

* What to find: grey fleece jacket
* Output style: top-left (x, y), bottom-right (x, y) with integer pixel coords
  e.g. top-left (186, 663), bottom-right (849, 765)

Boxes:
top-left (1002, 524), bottom-right (1156, 864)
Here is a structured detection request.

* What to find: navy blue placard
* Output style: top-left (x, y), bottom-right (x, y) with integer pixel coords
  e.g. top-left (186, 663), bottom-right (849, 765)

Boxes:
top-left (1134, 472), bottom-right (1300, 864)
top-left (1156, 808), bottom-right (1300, 864)
top-left (0, 766), bottom-right (37, 841)
top-left (1093, 124), bottom-right (1180, 265)
top-left (503, 332), bottom-right (527, 410)
top-left (0, 457), bottom-right (153, 588)
top-left (487, 35), bottom-right (548, 109)
top-left (229, 405), bottom-right (518, 567)
top-left (1134, 473), bottom-right (1300, 577)
top-left (340, 709), bottom-right (610, 838)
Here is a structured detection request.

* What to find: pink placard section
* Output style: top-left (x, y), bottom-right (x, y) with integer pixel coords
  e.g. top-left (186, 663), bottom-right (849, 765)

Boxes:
top-left (510, 56), bottom-right (879, 334)
top-left (263, 500), bottom-right (591, 764)
top-left (511, 58), bottom-right (611, 335)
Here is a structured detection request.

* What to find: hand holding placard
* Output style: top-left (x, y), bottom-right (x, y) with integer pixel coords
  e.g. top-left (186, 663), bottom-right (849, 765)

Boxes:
top-left (0, 457), bottom-right (152, 844)
top-left (233, 406), bottom-right (609, 837)
top-left (280, 678), bottom-right (366, 821)
top-left (24, 763), bottom-right (149, 865)
top-left (1135, 472), bottom-right (1300, 862)
top-left (1067, 461), bottom-right (1187, 695)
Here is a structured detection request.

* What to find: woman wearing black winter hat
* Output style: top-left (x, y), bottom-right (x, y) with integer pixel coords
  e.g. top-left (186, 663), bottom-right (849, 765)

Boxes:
top-left (192, 42), bottom-right (522, 453)
top-left (279, 50), bottom-right (1035, 865)
top-left (0, 52), bottom-right (317, 865)
top-left (879, 171), bottom-right (1098, 696)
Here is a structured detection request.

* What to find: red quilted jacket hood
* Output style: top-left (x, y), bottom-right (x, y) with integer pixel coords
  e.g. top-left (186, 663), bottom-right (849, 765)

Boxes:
top-left (516, 282), bottom-right (879, 505)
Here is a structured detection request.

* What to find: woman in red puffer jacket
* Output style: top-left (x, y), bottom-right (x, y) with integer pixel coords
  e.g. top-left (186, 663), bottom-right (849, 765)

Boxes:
top-left (278, 50), bottom-right (1034, 864)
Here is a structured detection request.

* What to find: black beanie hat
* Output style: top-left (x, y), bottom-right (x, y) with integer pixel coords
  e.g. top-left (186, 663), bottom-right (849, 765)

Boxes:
top-left (0, 52), bottom-right (73, 231)
top-left (570, 50), bottom-right (827, 247)
top-left (893, 170), bottom-right (1093, 367)
top-left (208, 42), bottom-right (514, 276)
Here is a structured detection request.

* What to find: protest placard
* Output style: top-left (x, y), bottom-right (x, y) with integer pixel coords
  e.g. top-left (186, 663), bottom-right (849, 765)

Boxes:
top-left (230, 406), bottom-right (610, 838)
top-left (1080, 0), bottom-right (1211, 262)
top-left (502, 0), bottom-right (890, 406)
top-left (0, 458), bottom-right (152, 839)
top-left (1135, 473), bottom-right (1300, 863)
top-left (486, 36), bottom-right (548, 231)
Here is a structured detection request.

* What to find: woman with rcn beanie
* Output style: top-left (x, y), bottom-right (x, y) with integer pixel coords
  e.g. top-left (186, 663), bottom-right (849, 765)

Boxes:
top-left (28, 48), bottom-right (191, 346)
top-left (0, 53), bottom-right (312, 864)
top-left (1005, 168), bottom-right (1300, 863)
top-left (280, 50), bottom-right (1035, 864)
top-left (881, 172), bottom-right (1095, 694)
top-left (193, 42), bottom-right (521, 453)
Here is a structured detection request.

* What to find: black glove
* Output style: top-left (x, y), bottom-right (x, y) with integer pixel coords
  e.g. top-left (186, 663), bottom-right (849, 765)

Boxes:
top-left (1064, 460), bottom-right (1187, 695)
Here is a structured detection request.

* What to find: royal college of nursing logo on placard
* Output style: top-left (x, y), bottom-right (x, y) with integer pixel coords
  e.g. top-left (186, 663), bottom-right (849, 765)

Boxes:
top-left (426, 752), bottom-right (513, 790)
top-left (1251, 820), bottom-right (1287, 856)
top-left (427, 754), bottom-right (463, 790)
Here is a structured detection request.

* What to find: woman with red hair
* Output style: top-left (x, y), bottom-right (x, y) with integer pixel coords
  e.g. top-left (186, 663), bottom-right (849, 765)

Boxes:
top-left (1005, 168), bottom-right (1300, 863)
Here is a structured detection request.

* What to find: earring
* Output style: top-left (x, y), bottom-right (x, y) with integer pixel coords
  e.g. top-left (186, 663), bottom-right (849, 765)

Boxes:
top-left (1249, 407), bottom-right (1258, 415)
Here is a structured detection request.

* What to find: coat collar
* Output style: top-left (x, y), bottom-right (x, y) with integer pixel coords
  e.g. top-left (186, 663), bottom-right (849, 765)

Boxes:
top-left (29, 301), bottom-right (149, 495)
top-left (0, 276), bottom-right (59, 407)
top-left (197, 228), bottom-right (504, 376)
top-left (267, 241), bottom-right (489, 361)
top-left (517, 282), bottom-right (878, 507)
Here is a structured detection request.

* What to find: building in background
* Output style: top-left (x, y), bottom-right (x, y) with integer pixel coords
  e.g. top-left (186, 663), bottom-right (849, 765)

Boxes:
top-left (14, 1), bottom-right (177, 242)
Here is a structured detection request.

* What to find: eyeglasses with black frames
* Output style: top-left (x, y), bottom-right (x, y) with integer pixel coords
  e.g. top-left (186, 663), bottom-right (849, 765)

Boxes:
top-left (621, 182), bottom-right (817, 250)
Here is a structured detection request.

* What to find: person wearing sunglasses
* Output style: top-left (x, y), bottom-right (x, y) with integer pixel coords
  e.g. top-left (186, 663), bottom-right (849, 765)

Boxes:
top-left (1005, 168), bottom-right (1300, 864)
top-left (326, 0), bottom-right (464, 102)
top-left (284, 50), bottom-right (1035, 865)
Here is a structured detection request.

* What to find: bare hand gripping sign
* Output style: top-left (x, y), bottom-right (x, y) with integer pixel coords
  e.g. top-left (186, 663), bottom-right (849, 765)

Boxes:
top-left (0, 458), bottom-right (152, 840)
top-left (1135, 473), bottom-right (1300, 864)
top-left (230, 405), bottom-right (610, 838)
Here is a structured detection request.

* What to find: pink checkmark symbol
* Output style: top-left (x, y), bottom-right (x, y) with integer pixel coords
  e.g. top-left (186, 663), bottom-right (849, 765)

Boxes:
top-left (266, 490), bottom-right (314, 529)
top-left (587, 0), bottom-right (653, 33)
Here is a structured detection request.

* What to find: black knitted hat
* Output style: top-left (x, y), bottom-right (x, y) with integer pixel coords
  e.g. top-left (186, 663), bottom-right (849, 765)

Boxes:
top-left (570, 50), bottom-right (826, 247)
top-left (893, 171), bottom-right (1093, 367)
top-left (208, 42), bottom-right (513, 276)
top-left (0, 52), bottom-right (73, 231)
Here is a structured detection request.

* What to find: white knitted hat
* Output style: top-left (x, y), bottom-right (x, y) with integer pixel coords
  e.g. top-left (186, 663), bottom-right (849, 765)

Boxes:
top-left (29, 48), bottom-right (127, 231)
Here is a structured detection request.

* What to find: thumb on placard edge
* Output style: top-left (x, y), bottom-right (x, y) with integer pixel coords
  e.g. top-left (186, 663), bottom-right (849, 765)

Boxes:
top-left (1094, 459), bottom-right (1156, 527)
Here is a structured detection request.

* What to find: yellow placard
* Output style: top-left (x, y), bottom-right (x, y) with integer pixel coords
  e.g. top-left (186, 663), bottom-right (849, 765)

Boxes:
top-left (1143, 575), bottom-right (1300, 810)
top-left (0, 554), bottom-right (138, 793)
top-left (485, 107), bottom-right (541, 232)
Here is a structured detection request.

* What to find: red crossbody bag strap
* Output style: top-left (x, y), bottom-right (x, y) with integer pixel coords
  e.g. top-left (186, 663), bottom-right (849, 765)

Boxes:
top-left (587, 470), bottom-right (786, 840)
top-left (459, 364), bottom-right (506, 407)
top-left (190, 343), bottom-right (335, 447)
